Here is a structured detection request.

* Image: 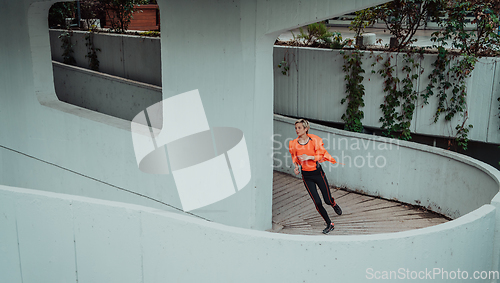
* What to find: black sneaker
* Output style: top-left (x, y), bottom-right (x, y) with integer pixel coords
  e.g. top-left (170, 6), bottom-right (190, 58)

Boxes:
top-left (333, 203), bottom-right (342, 215)
top-left (322, 223), bottom-right (334, 234)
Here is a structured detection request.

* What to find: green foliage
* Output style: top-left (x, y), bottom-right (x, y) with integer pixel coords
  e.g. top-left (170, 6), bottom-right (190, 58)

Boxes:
top-left (356, 0), bottom-right (442, 51)
top-left (446, 55), bottom-right (476, 121)
top-left (297, 23), bottom-right (332, 46)
top-left (48, 2), bottom-right (75, 29)
top-left (425, 47), bottom-right (452, 122)
top-left (330, 32), bottom-right (345, 49)
top-left (431, 0), bottom-right (500, 56)
top-left (101, 0), bottom-right (148, 33)
top-left (340, 50), bottom-right (365, 132)
top-left (423, 45), bottom-right (476, 150)
top-left (277, 48), bottom-right (297, 76)
top-left (138, 31), bottom-right (160, 37)
top-left (339, 1), bottom-right (499, 151)
top-left (423, 47), bottom-right (449, 111)
top-left (80, 0), bottom-right (106, 30)
top-left (48, 0), bottom-right (150, 33)
top-left (85, 32), bottom-right (101, 71)
top-left (277, 60), bottom-right (290, 75)
top-left (377, 53), bottom-right (420, 140)
top-left (59, 31), bottom-right (77, 66)
top-left (295, 23), bottom-right (345, 49)
top-left (456, 122), bottom-right (474, 150)
top-left (350, 8), bottom-right (378, 39)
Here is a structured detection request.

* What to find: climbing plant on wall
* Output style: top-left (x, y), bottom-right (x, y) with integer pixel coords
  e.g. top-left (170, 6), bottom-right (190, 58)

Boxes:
top-left (377, 52), bottom-right (421, 140)
top-left (59, 30), bottom-right (77, 66)
top-left (424, 0), bottom-right (500, 150)
top-left (343, 0), bottom-right (433, 140)
top-left (274, 0), bottom-right (499, 151)
top-left (340, 50), bottom-right (365, 133)
top-left (339, 0), bottom-right (499, 150)
top-left (85, 31), bottom-right (101, 71)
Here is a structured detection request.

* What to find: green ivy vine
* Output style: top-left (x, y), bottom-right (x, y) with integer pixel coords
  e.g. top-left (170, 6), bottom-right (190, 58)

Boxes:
top-left (277, 48), bottom-right (297, 76)
top-left (377, 52), bottom-right (421, 140)
top-left (340, 49), bottom-right (365, 132)
top-left (423, 47), bottom-right (448, 115)
top-left (85, 31), bottom-right (101, 71)
top-left (449, 55), bottom-right (475, 150)
top-left (277, 60), bottom-right (290, 75)
top-left (423, 46), bottom-right (476, 150)
top-left (338, 46), bottom-right (475, 150)
top-left (59, 30), bottom-right (76, 65)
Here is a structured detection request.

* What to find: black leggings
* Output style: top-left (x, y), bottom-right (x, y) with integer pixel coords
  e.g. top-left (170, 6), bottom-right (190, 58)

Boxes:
top-left (301, 167), bottom-right (336, 225)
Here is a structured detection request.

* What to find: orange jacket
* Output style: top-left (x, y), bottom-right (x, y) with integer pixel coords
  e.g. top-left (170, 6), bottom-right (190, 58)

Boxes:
top-left (289, 133), bottom-right (337, 171)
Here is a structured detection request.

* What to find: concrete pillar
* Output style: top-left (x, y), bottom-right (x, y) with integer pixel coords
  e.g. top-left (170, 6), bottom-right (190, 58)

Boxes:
top-left (491, 192), bottom-right (500, 283)
top-left (156, 0), bottom-right (390, 229)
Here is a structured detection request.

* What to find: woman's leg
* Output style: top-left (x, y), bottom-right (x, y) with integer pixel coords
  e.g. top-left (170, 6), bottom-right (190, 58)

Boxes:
top-left (302, 175), bottom-right (331, 225)
top-left (317, 169), bottom-right (342, 215)
top-left (317, 169), bottom-right (335, 206)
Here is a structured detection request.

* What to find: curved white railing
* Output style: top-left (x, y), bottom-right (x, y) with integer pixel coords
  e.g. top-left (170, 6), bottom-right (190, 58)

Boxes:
top-left (1, 115), bottom-right (499, 283)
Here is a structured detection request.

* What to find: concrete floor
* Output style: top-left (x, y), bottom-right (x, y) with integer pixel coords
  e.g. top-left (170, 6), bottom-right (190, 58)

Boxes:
top-left (269, 171), bottom-right (450, 236)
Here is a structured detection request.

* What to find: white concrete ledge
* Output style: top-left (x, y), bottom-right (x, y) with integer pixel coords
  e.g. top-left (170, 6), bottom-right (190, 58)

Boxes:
top-left (52, 61), bottom-right (162, 121)
top-left (49, 29), bottom-right (162, 86)
top-left (1, 116), bottom-right (499, 282)
top-left (0, 184), bottom-right (497, 282)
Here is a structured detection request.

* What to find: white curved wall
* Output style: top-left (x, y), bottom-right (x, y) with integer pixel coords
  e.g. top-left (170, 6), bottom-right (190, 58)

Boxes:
top-left (0, 185), bottom-right (497, 283)
top-left (1, 115), bottom-right (499, 282)
top-left (2, 0), bottom-right (500, 282)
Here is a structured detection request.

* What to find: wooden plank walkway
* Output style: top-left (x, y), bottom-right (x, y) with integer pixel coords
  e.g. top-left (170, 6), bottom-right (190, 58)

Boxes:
top-left (269, 171), bottom-right (450, 236)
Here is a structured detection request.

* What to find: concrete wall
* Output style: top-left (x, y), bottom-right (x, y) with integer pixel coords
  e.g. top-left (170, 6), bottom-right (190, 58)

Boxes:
top-left (273, 46), bottom-right (500, 144)
top-left (6, 0), bottom-right (500, 281)
top-left (2, 0), bottom-right (389, 232)
top-left (49, 31), bottom-right (500, 144)
top-left (53, 61), bottom-right (162, 121)
top-left (1, 184), bottom-right (498, 283)
top-left (49, 29), bottom-right (162, 86)
top-left (493, 193), bottom-right (500, 278)
top-left (273, 114), bottom-right (500, 219)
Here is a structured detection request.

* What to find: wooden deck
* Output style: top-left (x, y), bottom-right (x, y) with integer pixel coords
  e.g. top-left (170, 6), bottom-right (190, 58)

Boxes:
top-left (269, 171), bottom-right (450, 235)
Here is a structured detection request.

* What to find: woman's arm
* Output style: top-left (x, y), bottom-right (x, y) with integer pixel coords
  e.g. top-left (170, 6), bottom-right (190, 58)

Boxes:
top-left (289, 139), bottom-right (302, 175)
top-left (294, 163), bottom-right (300, 175)
top-left (311, 135), bottom-right (326, 162)
top-left (288, 140), bottom-right (299, 164)
top-left (297, 154), bottom-right (315, 161)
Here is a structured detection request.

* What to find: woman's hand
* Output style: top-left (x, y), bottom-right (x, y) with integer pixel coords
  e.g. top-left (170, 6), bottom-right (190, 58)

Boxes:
top-left (294, 165), bottom-right (300, 175)
top-left (298, 154), bottom-right (314, 161)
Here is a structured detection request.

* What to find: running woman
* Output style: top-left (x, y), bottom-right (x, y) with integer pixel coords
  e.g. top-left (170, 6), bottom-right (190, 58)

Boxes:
top-left (289, 119), bottom-right (342, 234)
